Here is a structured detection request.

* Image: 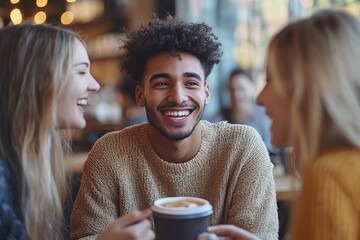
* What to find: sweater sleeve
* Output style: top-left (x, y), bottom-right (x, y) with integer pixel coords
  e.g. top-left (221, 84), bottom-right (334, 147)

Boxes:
top-left (70, 141), bottom-right (119, 240)
top-left (291, 163), bottom-right (358, 240)
top-left (227, 128), bottom-right (279, 240)
top-left (0, 158), bottom-right (29, 240)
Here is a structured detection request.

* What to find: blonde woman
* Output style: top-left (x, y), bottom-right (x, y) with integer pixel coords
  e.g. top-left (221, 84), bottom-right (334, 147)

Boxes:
top-left (207, 9), bottom-right (360, 240)
top-left (0, 23), bottom-right (154, 240)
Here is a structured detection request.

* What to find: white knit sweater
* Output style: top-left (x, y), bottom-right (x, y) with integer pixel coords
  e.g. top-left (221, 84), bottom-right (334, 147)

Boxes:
top-left (71, 120), bottom-right (278, 239)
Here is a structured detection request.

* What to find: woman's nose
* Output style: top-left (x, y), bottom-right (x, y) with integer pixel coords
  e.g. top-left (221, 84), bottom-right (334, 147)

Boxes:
top-left (88, 75), bottom-right (101, 92)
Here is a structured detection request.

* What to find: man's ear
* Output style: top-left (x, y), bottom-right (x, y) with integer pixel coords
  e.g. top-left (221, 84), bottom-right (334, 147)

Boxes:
top-left (205, 82), bottom-right (211, 104)
top-left (135, 85), bottom-right (145, 107)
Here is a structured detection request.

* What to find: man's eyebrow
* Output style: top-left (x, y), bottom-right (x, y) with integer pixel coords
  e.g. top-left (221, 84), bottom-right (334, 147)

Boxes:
top-left (184, 72), bottom-right (202, 81)
top-left (149, 72), bottom-right (203, 82)
top-left (149, 73), bottom-right (171, 82)
top-left (73, 62), bottom-right (89, 67)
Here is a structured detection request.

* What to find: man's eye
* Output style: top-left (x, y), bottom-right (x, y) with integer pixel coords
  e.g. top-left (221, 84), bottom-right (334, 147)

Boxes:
top-left (186, 81), bottom-right (200, 87)
top-left (154, 82), bottom-right (168, 87)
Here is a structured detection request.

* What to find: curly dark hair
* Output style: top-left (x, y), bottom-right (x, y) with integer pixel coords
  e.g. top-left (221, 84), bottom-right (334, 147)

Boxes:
top-left (120, 15), bottom-right (223, 85)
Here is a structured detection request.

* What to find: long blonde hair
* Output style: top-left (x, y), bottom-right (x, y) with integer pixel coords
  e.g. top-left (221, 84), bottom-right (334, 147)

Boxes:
top-left (0, 23), bottom-right (81, 239)
top-left (267, 9), bottom-right (360, 174)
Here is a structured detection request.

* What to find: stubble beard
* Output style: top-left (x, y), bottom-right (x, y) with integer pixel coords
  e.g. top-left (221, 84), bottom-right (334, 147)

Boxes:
top-left (144, 100), bottom-right (206, 141)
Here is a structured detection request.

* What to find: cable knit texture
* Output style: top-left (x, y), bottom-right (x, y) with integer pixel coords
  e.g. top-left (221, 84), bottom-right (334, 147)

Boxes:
top-left (0, 156), bottom-right (28, 240)
top-left (291, 148), bottom-right (360, 240)
top-left (71, 120), bottom-right (278, 240)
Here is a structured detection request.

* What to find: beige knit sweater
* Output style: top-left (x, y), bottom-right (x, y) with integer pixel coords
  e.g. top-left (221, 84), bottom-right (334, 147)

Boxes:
top-left (71, 120), bottom-right (278, 239)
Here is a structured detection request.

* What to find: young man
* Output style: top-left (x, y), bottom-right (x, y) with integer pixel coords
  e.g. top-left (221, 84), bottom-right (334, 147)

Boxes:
top-left (71, 16), bottom-right (278, 240)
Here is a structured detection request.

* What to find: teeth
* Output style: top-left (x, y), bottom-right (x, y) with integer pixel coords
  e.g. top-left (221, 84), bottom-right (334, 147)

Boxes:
top-left (165, 110), bottom-right (190, 117)
top-left (77, 99), bottom-right (87, 106)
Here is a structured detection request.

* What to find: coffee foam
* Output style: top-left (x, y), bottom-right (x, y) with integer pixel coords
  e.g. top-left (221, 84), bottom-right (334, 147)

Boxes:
top-left (152, 197), bottom-right (213, 216)
top-left (162, 199), bottom-right (204, 208)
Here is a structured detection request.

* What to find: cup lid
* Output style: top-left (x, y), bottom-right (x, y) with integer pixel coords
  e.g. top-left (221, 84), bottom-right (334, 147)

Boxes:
top-left (151, 197), bottom-right (213, 216)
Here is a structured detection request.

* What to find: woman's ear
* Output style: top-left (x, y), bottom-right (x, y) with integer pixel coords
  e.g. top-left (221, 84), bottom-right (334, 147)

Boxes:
top-left (135, 85), bottom-right (145, 107)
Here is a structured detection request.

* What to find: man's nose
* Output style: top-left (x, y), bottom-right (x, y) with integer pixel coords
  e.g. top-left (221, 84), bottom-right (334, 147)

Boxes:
top-left (168, 84), bottom-right (188, 104)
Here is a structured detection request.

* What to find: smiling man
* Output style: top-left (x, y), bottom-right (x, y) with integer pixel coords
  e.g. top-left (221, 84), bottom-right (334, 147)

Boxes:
top-left (71, 16), bottom-right (278, 240)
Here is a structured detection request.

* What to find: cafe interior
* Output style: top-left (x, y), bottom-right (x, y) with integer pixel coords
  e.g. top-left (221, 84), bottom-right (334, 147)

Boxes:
top-left (1, 0), bottom-right (359, 239)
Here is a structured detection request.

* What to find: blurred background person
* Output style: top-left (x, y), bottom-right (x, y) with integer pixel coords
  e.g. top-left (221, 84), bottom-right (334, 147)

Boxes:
top-left (212, 67), bottom-right (277, 156)
top-left (115, 77), bottom-right (147, 128)
top-left (212, 67), bottom-right (288, 239)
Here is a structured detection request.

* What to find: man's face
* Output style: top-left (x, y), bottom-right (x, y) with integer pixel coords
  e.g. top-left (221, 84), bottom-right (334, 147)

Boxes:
top-left (136, 51), bottom-right (210, 141)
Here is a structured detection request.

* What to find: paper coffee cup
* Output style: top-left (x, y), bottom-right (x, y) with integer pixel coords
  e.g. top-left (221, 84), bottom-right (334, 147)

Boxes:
top-left (151, 196), bottom-right (213, 240)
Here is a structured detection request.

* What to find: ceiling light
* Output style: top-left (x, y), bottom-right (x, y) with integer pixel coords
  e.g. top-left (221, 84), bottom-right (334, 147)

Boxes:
top-left (61, 11), bottom-right (74, 25)
top-left (34, 11), bottom-right (47, 24)
top-left (10, 8), bottom-right (22, 25)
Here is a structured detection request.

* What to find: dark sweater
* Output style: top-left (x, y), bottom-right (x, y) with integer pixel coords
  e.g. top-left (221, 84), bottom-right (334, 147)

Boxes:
top-left (0, 155), bottom-right (28, 239)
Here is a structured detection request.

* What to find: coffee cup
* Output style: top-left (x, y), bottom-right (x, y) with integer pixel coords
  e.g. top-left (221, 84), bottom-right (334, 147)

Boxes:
top-left (151, 196), bottom-right (213, 240)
